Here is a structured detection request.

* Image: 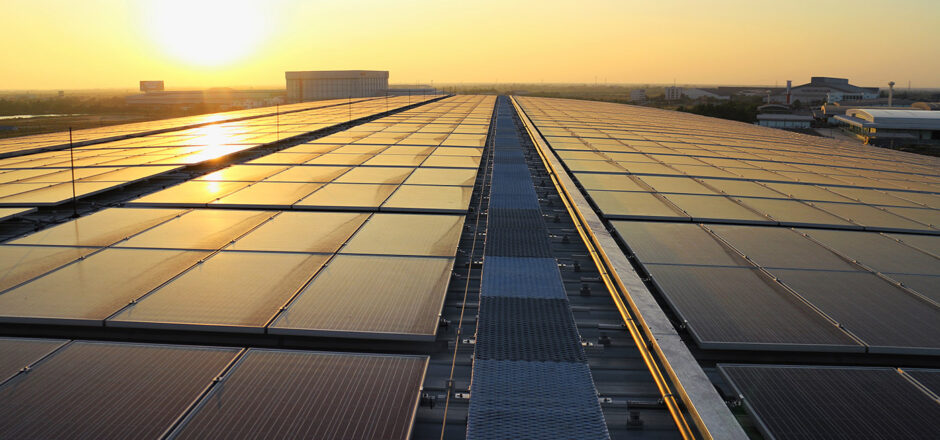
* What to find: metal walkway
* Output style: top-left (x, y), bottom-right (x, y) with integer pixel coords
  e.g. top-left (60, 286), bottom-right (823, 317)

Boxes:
top-left (466, 97), bottom-right (610, 439)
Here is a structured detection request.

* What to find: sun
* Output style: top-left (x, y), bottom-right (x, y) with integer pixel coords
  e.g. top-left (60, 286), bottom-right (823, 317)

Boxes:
top-left (141, 0), bottom-right (268, 67)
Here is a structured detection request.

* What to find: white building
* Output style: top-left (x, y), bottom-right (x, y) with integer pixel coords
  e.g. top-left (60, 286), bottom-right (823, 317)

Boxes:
top-left (756, 114), bottom-right (814, 129)
top-left (286, 70), bottom-right (389, 102)
top-left (629, 89), bottom-right (647, 103)
top-left (834, 109), bottom-right (939, 146)
top-left (664, 86), bottom-right (682, 101)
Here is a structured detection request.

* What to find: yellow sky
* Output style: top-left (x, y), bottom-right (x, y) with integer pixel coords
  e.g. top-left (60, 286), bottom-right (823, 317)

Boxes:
top-left (4, 0), bottom-right (939, 90)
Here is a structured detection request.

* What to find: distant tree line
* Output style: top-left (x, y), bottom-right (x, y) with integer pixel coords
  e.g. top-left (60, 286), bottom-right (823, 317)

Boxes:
top-left (0, 96), bottom-right (228, 118)
top-left (676, 97), bottom-right (763, 123)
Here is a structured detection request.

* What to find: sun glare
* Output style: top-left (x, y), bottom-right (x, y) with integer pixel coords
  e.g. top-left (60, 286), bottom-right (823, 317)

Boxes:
top-left (141, 0), bottom-right (268, 67)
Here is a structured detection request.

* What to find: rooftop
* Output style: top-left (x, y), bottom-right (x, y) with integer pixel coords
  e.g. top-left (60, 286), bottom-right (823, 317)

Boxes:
top-left (0, 94), bottom-right (938, 440)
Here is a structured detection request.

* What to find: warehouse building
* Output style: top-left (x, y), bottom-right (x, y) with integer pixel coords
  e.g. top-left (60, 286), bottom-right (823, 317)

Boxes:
top-left (790, 76), bottom-right (880, 103)
top-left (834, 108), bottom-right (940, 145)
top-left (285, 70), bottom-right (389, 102)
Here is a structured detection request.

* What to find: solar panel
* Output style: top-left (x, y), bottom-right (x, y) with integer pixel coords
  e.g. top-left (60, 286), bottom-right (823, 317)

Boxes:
top-left (882, 206), bottom-right (939, 228)
top-left (769, 269), bottom-right (940, 354)
top-left (227, 211), bottom-right (368, 253)
top-left (8, 207), bottom-right (182, 247)
top-left (798, 229), bottom-right (940, 275)
top-left (340, 213), bottom-right (465, 256)
top-left (0, 341), bottom-right (239, 439)
top-left (171, 350), bottom-right (428, 440)
top-left (720, 365), bottom-right (940, 440)
top-left (421, 154), bottom-right (481, 168)
top-left (333, 166), bottom-right (414, 184)
top-left (611, 221), bottom-right (745, 266)
top-left (733, 197), bottom-right (858, 228)
top-left (904, 368), bottom-right (940, 396)
top-left (573, 172), bottom-right (645, 191)
top-left (645, 264), bottom-right (862, 350)
top-left (0, 96), bottom-right (444, 209)
top-left (269, 255), bottom-right (453, 340)
top-left (404, 167), bottom-right (477, 186)
top-left (887, 233), bottom-right (940, 257)
top-left (587, 190), bottom-right (688, 220)
top-left (381, 184), bottom-right (473, 213)
top-left (706, 225), bottom-right (858, 270)
top-left (660, 194), bottom-right (771, 223)
top-left (0, 248), bottom-right (207, 324)
top-left (0, 337), bottom-right (66, 383)
top-left (115, 209), bottom-right (273, 250)
top-left (129, 180), bottom-right (252, 206)
top-left (210, 181), bottom-right (325, 208)
top-left (294, 183), bottom-right (397, 210)
top-left (885, 273), bottom-right (940, 303)
top-left (811, 201), bottom-right (933, 232)
top-left (109, 252), bottom-right (329, 332)
top-left (635, 175), bottom-right (718, 194)
top-left (264, 165), bottom-right (351, 183)
top-left (0, 245), bottom-right (96, 292)
top-left (195, 165), bottom-right (289, 182)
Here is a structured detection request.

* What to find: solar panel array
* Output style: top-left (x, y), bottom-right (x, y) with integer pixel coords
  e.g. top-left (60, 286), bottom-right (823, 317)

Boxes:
top-left (0, 96), bottom-right (437, 208)
top-left (516, 97), bottom-right (939, 233)
top-left (0, 95), bottom-right (496, 438)
top-left (516, 96), bottom-right (940, 355)
top-left (0, 98), bottom-right (374, 157)
top-left (128, 96), bottom-right (491, 213)
top-left (0, 209), bottom-right (463, 339)
top-left (515, 96), bottom-right (940, 439)
top-left (0, 338), bottom-right (427, 440)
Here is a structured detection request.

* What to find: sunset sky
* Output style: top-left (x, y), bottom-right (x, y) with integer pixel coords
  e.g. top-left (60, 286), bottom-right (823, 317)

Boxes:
top-left (4, 0), bottom-right (939, 90)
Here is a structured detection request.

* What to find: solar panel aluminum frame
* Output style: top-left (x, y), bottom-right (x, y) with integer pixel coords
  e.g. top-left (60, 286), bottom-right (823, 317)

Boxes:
top-left (106, 317), bottom-right (270, 335)
top-left (0, 313), bottom-right (105, 328)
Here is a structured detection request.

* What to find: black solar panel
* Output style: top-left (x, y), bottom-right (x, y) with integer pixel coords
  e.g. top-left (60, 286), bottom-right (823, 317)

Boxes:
top-left (172, 350), bottom-right (427, 440)
top-left (720, 365), bottom-right (940, 440)
top-left (904, 369), bottom-right (940, 396)
top-left (0, 337), bottom-right (66, 382)
top-left (0, 341), bottom-right (238, 440)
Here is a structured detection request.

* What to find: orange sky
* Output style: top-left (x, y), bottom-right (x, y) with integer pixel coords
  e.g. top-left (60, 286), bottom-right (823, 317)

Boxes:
top-left (4, 0), bottom-right (939, 90)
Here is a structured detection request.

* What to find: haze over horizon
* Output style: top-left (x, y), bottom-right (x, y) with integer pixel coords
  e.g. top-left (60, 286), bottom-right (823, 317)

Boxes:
top-left (5, 0), bottom-right (940, 90)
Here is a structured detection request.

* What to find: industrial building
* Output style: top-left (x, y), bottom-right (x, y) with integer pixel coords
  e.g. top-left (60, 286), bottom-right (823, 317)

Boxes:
top-left (285, 70), bottom-right (389, 102)
top-left (820, 100), bottom-right (917, 124)
top-left (629, 89), bottom-right (647, 103)
top-left (0, 94), bottom-right (938, 440)
top-left (790, 76), bottom-right (880, 103)
top-left (680, 87), bottom-right (731, 101)
top-left (834, 108), bottom-right (940, 145)
top-left (756, 113), bottom-right (814, 129)
top-left (664, 86), bottom-right (682, 101)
